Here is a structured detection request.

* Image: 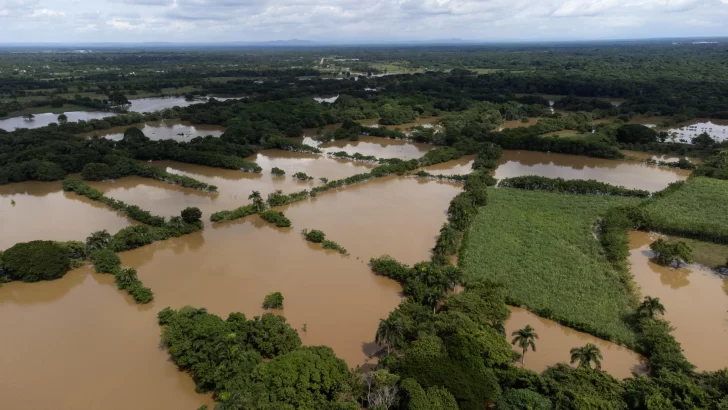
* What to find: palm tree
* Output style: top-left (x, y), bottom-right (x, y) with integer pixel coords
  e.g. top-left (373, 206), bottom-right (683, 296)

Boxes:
top-left (570, 343), bottom-right (603, 370)
top-left (637, 296), bottom-right (666, 319)
top-left (85, 230), bottom-right (112, 253)
top-left (249, 190), bottom-right (266, 212)
top-left (115, 268), bottom-right (138, 289)
top-left (511, 325), bottom-right (538, 364)
top-left (375, 317), bottom-right (404, 354)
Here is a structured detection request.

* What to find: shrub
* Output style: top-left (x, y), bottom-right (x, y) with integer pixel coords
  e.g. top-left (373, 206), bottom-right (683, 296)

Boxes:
top-left (81, 163), bottom-right (112, 181)
top-left (323, 240), bottom-right (348, 255)
top-left (260, 210), bottom-right (292, 228)
top-left (262, 292), bottom-right (284, 309)
top-left (271, 167), bottom-right (285, 176)
top-left (496, 389), bottom-right (552, 410)
top-left (90, 249), bottom-right (121, 273)
top-left (1, 241), bottom-right (71, 282)
top-left (181, 207), bottom-right (202, 224)
top-left (499, 176), bottom-right (650, 198)
top-left (131, 284), bottom-right (154, 304)
top-left (650, 239), bottom-right (693, 266)
top-left (302, 229), bottom-right (326, 243)
top-left (293, 171), bottom-right (314, 181)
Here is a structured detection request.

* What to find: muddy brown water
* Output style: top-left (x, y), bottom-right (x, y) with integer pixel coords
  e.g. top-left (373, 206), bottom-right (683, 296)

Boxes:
top-left (0, 266), bottom-right (214, 410)
top-left (0, 143), bottom-right (664, 408)
top-left (316, 135), bottom-right (435, 159)
top-left (629, 231), bottom-right (728, 371)
top-left (506, 307), bottom-right (646, 379)
top-left (79, 119), bottom-right (225, 142)
top-left (0, 182), bottom-right (135, 250)
top-left (423, 150), bottom-right (690, 191)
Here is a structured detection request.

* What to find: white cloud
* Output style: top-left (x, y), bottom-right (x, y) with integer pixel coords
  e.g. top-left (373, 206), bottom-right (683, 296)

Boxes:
top-left (0, 9), bottom-right (9, 15)
top-left (30, 8), bottom-right (65, 17)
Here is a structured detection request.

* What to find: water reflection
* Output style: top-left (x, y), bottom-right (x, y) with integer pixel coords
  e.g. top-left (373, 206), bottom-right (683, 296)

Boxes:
top-left (506, 307), bottom-right (646, 379)
top-left (629, 231), bottom-right (728, 371)
top-left (79, 119), bottom-right (225, 141)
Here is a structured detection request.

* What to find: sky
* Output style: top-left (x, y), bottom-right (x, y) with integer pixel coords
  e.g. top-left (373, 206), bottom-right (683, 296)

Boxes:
top-left (0, 0), bottom-right (727, 43)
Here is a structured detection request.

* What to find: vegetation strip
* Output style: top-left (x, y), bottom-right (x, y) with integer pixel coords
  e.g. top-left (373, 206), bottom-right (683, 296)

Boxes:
top-left (498, 175), bottom-right (650, 197)
top-left (301, 229), bottom-right (348, 255)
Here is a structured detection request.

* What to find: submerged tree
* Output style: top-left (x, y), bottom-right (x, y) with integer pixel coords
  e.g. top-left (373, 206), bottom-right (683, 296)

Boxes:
top-left (249, 190), bottom-right (266, 213)
top-left (570, 343), bottom-right (603, 370)
top-left (637, 296), bottom-right (666, 319)
top-left (650, 239), bottom-right (693, 266)
top-left (511, 325), bottom-right (538, 364)
top-left (376, 317), bottom-right (405, 354)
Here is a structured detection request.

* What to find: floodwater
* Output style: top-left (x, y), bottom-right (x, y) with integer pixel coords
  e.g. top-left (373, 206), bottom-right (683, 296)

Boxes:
top-left (506, 307), bottom-right (646, 379)
top-left (629, 231), bottom-right (728, 371)
top-left (663, 119), bottom-right (728, 143)
top-left (359, 116), bottom-right (439, 130)
top-left (78, 119), bottom-right (225, 142)
top-left (0, 266), bottom-right (214, 410)
top-left (126, 97), bottom-right (209, 113)
top-left (0, 111), bottom-right (114, 131)
top-left (423, 150), bottom-right (690, 191)
top-left (0, 181), bottom-right (135, 250)
top-left (85, 151), bottom-right (377, 219)
top-left (314, 95), bottom-right (339, 103)
top-left (315, 135), bottom-right (435, 159)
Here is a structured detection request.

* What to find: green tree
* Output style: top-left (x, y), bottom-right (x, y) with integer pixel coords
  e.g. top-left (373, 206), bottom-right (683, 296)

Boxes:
top-left (692, 132), bottom-right (715, 149)
top-left (262, 292), bottom-right (284, 309)
top-left (376, 317), bottom-right (405, 354)
top-left (570, 343), bottom-right (603, 370)
top-left (637, 296), bottom-right (666, 319)
top-left (496, 389), bottom-right (551, 410)
top-left (2, 241), bottom-right (71, 282)
top-left (23, 113), bottom-right (34, 120)
top-left (85, 230), bottom-right (112, 253)
top-left (57, 113), bottom-right (68, 125)
top-left (650, 239), bottom-right (693, 266)
top-left (181, 207), bottom-right (202, 224)
top-left (511, 325), bottom-right (538, 364)
top-left (249, 190), bottom-right (266, 212)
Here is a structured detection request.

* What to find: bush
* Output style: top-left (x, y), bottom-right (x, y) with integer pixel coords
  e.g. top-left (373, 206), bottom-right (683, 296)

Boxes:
top-left (302, 229), bottom-right (326, 243)
top-left (1, 241), bottom-right (71, 282)
top-left (260, 210), bottom-right (292, 228)
top-left (293, 171), bottom-right (314, 181)
top-left (496, 389), bottom-right (552, 410)
top-left (262, 292), bottom-right (284, 309)
top-left (271, 167), bottom-right (285, 176)
top-left (650, 239), bottom-right (693, 266)
top-left (81, 163), bottom-right (112, 181)
top-left (181, 207), bottom-right (202, 224)
top-left (323, 240), bottom-right (348, 255)
top-left (90, 249), bottom-right (121, 273)
top-left (130, 284), bottom-right (154, 304)
top-left (499, 176), bottom-right (650, 198)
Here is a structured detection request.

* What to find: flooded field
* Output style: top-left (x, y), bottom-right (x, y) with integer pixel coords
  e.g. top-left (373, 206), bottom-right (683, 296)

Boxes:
top-left (424, 150), bottom-right (690, 191)
top-left (0, 182), bottom-right (135, 250)
top-left (663, 119), bottom-right (728, 143)
top-left (79, 119), bottom-right (225, 141)
top-left (629, 231), bottom-right (728, 371)
top-left (127, 97), bottom-right (207, 113)
top-left (0, 111), bottom-right (113, 130)
top-left (315, 135), bottom-right (435, 159)
top-left (506, 307), bottom-right (645, 379)
top-left (85, 151), bottom-right (376, 219)
top-left (0, 266), bottom-right (213, 410)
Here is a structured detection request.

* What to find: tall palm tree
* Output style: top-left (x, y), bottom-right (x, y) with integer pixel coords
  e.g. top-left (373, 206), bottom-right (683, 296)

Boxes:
top-left (511, 325), bottom-right (538, 364)
top-left (85, 230), bottom-right (112, 253)
top-left (570, 343), bottom-right (603, 370)
top-left (637, 296), bottom-right (666, 319)
top-left (249, 190), bottom-right (266, 212)
top-left (375, 317), bottom-right (404, 354)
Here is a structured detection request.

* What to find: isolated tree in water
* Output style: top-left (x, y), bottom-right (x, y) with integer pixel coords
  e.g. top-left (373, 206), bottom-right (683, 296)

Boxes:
top-left (85, 230), bottom-right (112, 253)
top-left (57, 114), bottom-right (68, 125)
top-left (511, 325), bottom-right (538, 364)
top-left (570, 343), bottom-right (603, 370)
top-left (637, 296), bottom-right (666, 319)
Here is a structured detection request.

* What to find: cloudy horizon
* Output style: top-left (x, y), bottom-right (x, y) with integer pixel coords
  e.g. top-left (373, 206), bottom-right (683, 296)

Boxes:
top-left (0, 0), bottom-right (727, 43)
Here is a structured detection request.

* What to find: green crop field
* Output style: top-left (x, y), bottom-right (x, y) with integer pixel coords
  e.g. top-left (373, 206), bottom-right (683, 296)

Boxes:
top-left (460, 188), bottom-right (642, 345)
top-left (645, 177), bottom-right (728, 244)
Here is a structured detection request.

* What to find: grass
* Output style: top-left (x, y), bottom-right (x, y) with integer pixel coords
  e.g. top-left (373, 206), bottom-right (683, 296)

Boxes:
top-left (644, 177), bottom-right (728, 244)
top-left (460, 188), bottom-right (641, 345)
top-left (665, 236), bottom-right (728, 268)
